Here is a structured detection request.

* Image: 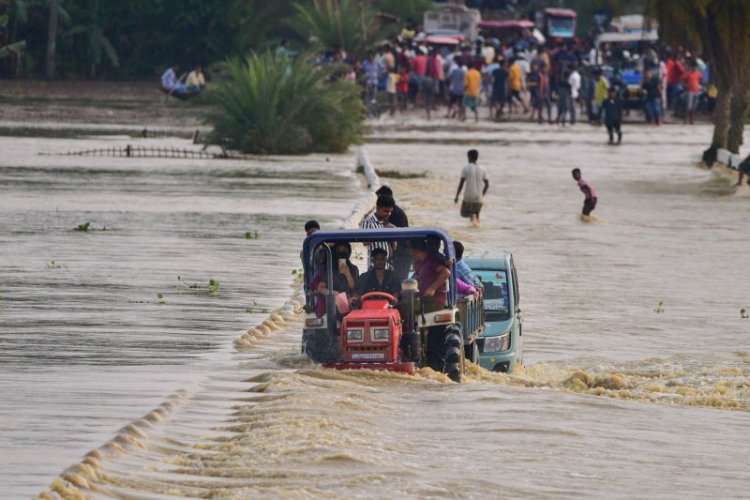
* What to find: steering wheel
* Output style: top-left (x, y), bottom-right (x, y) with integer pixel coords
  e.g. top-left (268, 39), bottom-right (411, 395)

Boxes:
top-left (359, 291), bottom-right (398, 304)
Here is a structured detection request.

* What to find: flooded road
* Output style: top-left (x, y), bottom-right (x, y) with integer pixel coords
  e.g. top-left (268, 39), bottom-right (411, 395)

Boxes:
top-left (2, 120), bottom-right (749, 498)
top-left (0, 135), bottom-right (360, 498)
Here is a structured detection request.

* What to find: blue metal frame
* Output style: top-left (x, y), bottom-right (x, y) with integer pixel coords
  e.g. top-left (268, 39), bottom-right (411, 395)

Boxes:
top-left (302, 227), bottom-right (457, 307)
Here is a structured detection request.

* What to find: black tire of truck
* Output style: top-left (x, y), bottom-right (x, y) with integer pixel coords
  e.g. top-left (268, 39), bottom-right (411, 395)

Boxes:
top-left (464, 340), bottom-right (480, 365)
top-left (302, 329), bottom-right (340, 364)
top-left (444, 325), bottom-right (463, 383)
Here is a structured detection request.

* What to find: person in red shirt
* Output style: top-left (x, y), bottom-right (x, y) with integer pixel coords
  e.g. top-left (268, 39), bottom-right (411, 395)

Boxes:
top-left (682, 61), bottom-right (703, 124)
top-left (396, 64), bottom-right (410, 113)
top-left (665, 54), bottom-right (684, 109)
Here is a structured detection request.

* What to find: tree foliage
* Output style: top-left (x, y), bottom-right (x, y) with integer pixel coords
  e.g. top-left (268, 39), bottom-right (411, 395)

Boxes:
top-left (290, 0), bottom-right (388, 61)
top-left (206, 52), bottom-right (363, 155)
top-left (649, 0), bottom-right (750, 153)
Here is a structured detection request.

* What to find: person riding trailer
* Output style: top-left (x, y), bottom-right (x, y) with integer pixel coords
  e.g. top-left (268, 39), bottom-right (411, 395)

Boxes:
top-left (301, 227), bottom-right (484, 382)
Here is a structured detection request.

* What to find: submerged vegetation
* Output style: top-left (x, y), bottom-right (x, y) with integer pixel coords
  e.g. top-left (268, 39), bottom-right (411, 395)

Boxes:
top-left (207, 52), bottom-right (363, 154)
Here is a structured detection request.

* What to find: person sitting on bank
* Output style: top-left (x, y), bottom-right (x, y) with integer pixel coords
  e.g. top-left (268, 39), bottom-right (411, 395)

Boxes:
top-left (410, 239), bottom-right (450, 311)
top-left (352, 248), bottom-right (402, 303)
top-left (160, 64), bottom-right (188, 97)
top-left (185, 65), bottom-right (206, 94)
top-left (310, 241), bottom-right (359, 318)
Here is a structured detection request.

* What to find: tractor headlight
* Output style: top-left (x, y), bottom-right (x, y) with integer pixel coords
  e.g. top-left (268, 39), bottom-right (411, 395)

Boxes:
top-left (346, 328), bottom-right (363, 342)
top-left (483, 333), bottom-right (510, 353)
top-left (372, 328), bottom-right (390, 341)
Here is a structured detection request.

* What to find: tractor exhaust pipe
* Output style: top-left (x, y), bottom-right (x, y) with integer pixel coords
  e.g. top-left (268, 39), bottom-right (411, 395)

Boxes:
top-left (401, 278), bottom-right (420, 363)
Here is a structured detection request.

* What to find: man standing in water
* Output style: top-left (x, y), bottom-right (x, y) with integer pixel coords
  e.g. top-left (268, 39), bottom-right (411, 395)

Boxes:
top-left (454, 149), bottom-right (489, 228)
top-left (572, 168), bottom-right (598, 217)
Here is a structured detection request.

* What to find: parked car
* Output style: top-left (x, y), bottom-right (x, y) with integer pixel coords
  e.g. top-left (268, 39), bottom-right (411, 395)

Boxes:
top-left (464, 253), bottom-right (523, 373)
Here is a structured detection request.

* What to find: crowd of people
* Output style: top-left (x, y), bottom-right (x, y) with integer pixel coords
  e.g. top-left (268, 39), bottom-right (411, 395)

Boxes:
top-left (327, 28), bottom-right (714, 131)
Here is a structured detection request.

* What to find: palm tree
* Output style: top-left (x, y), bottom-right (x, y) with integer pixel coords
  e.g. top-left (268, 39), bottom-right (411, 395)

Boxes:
top-left (63, 0), bottom-right (118, 77)
top-left (207, 52), bottom-right (363, 154)
top-left (290, 0), bottom-right (386, 61)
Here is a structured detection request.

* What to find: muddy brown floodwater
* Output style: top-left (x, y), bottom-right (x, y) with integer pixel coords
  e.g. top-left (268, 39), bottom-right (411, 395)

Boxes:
top-left (0, 100), bottom-right (748, 498)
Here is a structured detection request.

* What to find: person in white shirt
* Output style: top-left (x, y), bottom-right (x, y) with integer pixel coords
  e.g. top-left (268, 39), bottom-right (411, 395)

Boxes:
top-left (160, 64), bottom-right (187, 96)
top-left (568, 63), bottom-right (581, 124)
top-left (454, 149), bottom-right (489, 228)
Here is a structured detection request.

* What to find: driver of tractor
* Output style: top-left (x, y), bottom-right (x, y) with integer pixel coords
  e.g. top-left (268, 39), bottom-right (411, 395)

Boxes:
top-left (310, 241), bottom-right (359, 318)
top-left (352, 247), bottom-right (401, 304)
top-left (410, 239), bottom-right (450, 312)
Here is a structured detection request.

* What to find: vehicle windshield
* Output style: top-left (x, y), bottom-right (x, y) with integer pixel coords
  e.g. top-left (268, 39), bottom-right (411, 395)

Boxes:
top-left (547, 17), bottom-right (575, 37)
top-left (475, 269), bottom-right (510, 321)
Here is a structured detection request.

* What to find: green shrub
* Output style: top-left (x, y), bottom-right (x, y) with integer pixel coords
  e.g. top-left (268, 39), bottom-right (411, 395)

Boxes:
top-left (207, 52), bottom-right (364, 154)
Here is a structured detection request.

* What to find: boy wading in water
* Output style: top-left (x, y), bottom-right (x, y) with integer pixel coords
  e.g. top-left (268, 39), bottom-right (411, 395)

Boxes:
top-left (455, 149), bottom-right (489, 227)
top-left (572, 168), bottom-right (598, 218)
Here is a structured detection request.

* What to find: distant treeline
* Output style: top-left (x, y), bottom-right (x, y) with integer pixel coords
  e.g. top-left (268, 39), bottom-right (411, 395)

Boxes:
top-left (0, 0), bottom-right (434, 79)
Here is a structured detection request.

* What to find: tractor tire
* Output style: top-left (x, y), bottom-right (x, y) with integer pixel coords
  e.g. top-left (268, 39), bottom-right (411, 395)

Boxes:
top-left (464, 340), bottom-right (480, 365)
top-left (444, 329), bottom-right (463, 383)
top-left (302, 329), bottom-right (339, 364)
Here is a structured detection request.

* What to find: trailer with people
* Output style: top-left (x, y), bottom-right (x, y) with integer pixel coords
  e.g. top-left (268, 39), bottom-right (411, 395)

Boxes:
top-left (301, 227), bottom-right (485, 382)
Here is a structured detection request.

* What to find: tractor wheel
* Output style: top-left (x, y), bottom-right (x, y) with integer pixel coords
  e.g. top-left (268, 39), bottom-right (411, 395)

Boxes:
top-left (444, 330), bottom-right (463, 383)
top-left (302, 329), bottom-right (339, 364)
top-left (464, 340), bottom-right (480, 365)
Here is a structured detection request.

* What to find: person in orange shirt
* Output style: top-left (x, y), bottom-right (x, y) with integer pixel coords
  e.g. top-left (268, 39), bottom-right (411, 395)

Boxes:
top-left (462, 64), bottom-right (482, 122)
top-left (682, 60), bottom-right (703, 124)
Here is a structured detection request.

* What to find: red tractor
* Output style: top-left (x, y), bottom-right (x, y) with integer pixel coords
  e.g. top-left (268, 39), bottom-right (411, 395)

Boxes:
top-left (301, 228), bottom-right (485, 382)
top-left (325, 292), bottom-right (415, 374)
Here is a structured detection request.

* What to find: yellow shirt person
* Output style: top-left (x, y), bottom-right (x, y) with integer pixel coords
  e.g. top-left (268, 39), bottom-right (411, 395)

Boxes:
top-left (593, 76), bottom-right (609, 105)
top-left (464, 67), bottom-right (482, 98)
top-left (509, 62), bottom-right (524, 92)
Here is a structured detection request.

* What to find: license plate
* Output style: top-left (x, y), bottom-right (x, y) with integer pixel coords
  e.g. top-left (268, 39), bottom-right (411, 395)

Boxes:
top-left (352, 353), bottom-right (385, 360)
